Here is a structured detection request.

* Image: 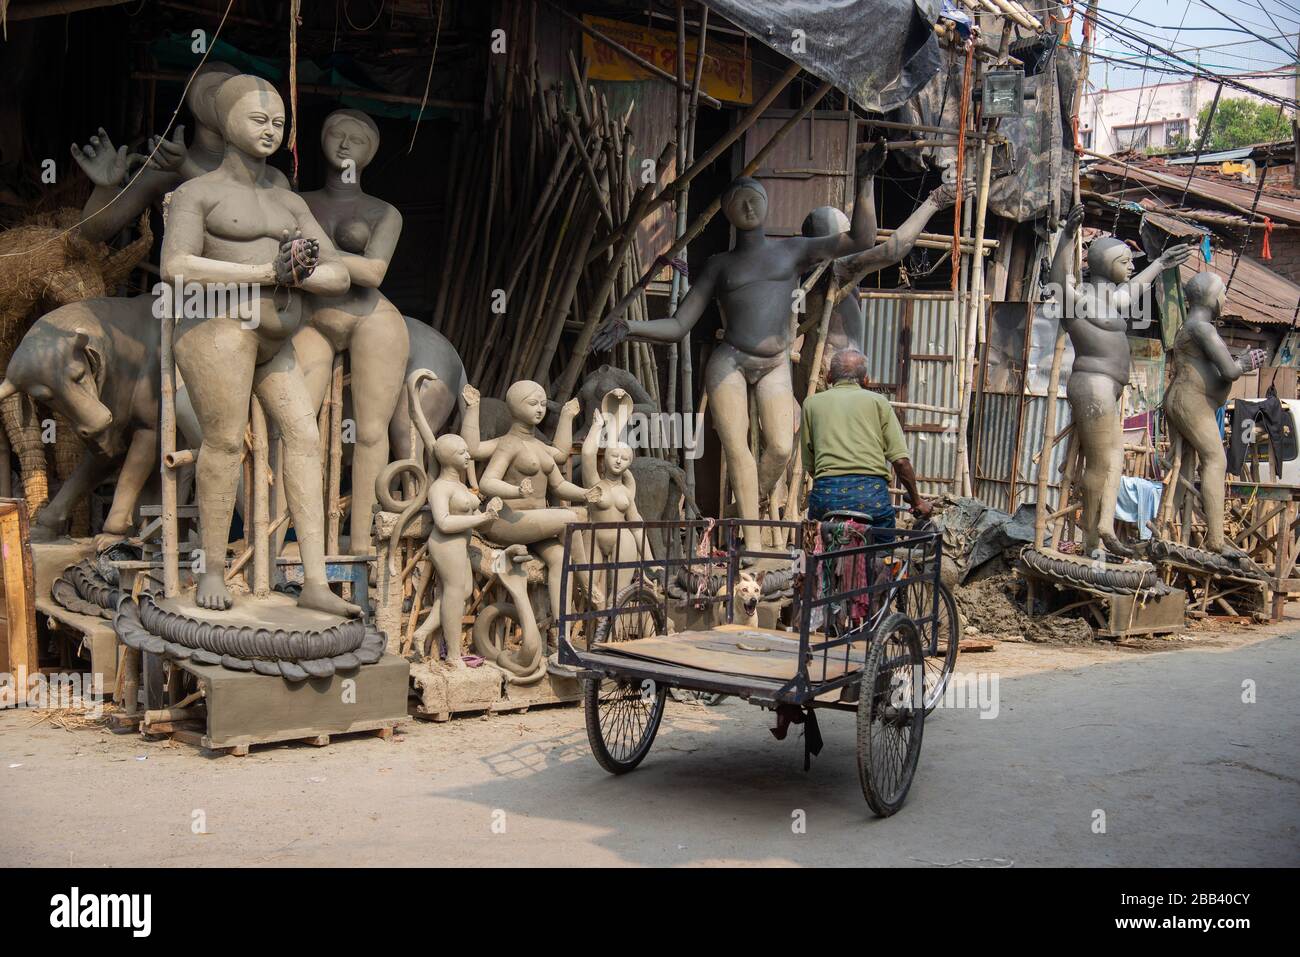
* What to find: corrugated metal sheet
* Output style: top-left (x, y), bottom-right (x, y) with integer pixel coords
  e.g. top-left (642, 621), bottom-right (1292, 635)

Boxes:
top-left (1014, 396), bottom-right (1073, 511)
top-left (863, 297), bottom-right (901, 386)
top-left (975, 479), bottom-right (1012, 513)
top-left (1089, 160), bottom-right (1300, 225)
top-left (975, 392), bottom-right (1019, 482)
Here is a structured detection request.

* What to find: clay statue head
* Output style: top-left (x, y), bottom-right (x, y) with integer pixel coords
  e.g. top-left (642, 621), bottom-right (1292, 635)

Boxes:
top-left (215, 74), bottom-right (285, 159)
top-left (187, 61), bottom-right (241, 132)
top-left (1184, 271), bottom-right (1227, 316)
top-left (722, 177), bottom-right (768, 231)
top-left (801, 205), bottom-right (850, 238)
top-left (434, 434), bottom-right (472, 474)
top-left (1087, 237), bottom-right (1134, 283)
top-left (0, 329), bottom-right (113, 447)
top-left (505, 380), bottom-right (548, 427)
top-left (604, 443), bottom-right (633, 477)
top-left (321, 109), bottom-right (380, 174)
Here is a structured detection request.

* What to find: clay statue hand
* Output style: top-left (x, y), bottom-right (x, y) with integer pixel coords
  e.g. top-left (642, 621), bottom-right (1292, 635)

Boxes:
top-left (70, 128), bottom-right (130, 188)
top-left (929, 175), bottom-right (978, 209)
top-left (561, 397), bottom-right (581, 418)
top-left (483, 496), bottom-right (503, 519)
top-left (856, 137), bottom-right (888, 179)
top-left (1063, 203), bottom-right (1086, 232)
top-left (584, 485), bottom-right (603, 504)
top-left (1157, 243), bottom-right (1193, 270)
top-left (1242, 347), bottom-right (1268, 372)
top-left (461, 383), bottom-right (480, 407)
top-left (517, 477), bottom-right (534, 497)
top-left (273, 229), bottom-right (320, 286)
top-left (592, 316), bottom-right (630, 353)
top-left (144, 126), bottom-right (187, 174)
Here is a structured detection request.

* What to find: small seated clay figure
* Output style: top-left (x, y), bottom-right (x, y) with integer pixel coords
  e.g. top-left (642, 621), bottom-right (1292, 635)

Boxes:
top-left (294, 109), bottom-right (410, 554)
top-left (161, 74), bottom-right (356, 616)
top-left (1165, 272), bottom-right (1266, 557)
top-left (415, 434), bottom-right (502, 666)
top-left (582, 388), bottom-right (652, 595)
top-left (1049, 204), bottom-right (1192, 559)
top-left (461, 381), bottom-right (597, 625)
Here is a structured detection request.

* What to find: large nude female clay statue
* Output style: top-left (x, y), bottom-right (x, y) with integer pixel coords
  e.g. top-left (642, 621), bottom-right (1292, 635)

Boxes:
top-left (581, 388), bottom-right (652, 596)
top-left (1049, 204), bottom-right (1192, 559)
top-left (593, 143), bottom-right (887, 547)
top-left (161, 74), bottom-right (357, 616)
top-left (1165, 272), bottom-right (1266, 556)
top-left (461, 381), bottom-right (597, 626)
top-left (292, 108), bottom-right (410, 554)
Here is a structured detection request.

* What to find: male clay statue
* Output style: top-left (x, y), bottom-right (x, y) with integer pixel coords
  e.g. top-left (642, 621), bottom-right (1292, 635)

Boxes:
top-left (161, 74), bottom-right (356, 615)
top-left (1050, 204), bottom-right (1192, 559)
top-left (293, 108), bottom-right (410, 554)
top-left (0, 297), bottom-right (159, 550)
top-left (74, 61), bottom-right (291, 244)
top-left (593, 142), bottom-right (888, 547)
top-left (1165, 272), bottom-right (1266, 556)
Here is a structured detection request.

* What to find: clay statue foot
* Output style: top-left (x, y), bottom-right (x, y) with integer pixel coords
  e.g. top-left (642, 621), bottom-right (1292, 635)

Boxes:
top-left (297, 582), bottom-right (362, 619)
top-left (443, 655), bottom-right (467, 669)
top-left (195, 572), bottom-right (234, 611)
top-left (1100, 532), bottom-right (1133, 559)
top-left (93, 531), bottom-right (128, 554)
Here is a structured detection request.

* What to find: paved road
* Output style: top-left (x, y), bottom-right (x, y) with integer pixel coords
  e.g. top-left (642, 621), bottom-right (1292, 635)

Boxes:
top-left (2, 633), bottom-right (1298, 866)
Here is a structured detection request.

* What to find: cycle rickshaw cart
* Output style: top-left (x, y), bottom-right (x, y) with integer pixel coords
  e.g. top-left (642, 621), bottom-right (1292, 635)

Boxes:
top-left (557, 517), bottom-right (952, 817)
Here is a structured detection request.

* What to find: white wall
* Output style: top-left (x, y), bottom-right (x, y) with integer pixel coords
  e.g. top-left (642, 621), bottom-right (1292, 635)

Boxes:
top-left (1082, 69), bottom-right (1294, 155)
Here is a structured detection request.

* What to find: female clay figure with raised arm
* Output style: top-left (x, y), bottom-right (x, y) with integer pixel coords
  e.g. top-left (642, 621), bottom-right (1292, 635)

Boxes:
top-left (416, 433), bottom-right (502, 667)
top-left (461, 380), bottom-right (597, 627)
top-left (293, 109), bottom-right (410, 554)
top-left (581, 388), bottom-right (651, 595)
top-left (161, 74), bottom-right (357, 616)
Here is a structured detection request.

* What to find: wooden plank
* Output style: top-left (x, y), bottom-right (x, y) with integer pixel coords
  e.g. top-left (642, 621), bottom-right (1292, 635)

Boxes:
top-left (597, 628), bottom-right (867, 682)
top-left (0, 499), bottom-right (39, 676)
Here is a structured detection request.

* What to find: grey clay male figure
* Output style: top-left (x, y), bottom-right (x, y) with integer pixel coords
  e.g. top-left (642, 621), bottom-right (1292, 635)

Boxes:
top-left (593, 142), bottom-right (889, 547)
top-left (1049, 204), bottom-right (1193, 559)
top-left (1165, 272), bottom-right (1266, 556)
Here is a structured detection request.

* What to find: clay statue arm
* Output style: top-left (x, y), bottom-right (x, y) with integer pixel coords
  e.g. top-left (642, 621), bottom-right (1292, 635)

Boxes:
top-left (793, 139), bottom-right (886, 268)
top-left (547, 464), bottom-right (595, 503)
top-left (285, 195), bottom-right (351, 295)
top-left (833, 178), bottom-right (970, 281)
top-left (592, 258), bottom-right (720, 350)
top-left (458, 385), bottom-right (500, 460)
top-left (1049, 204), bottom-right (1085, 320)
top-left (341, 206), bottom-right (403, 289)
top-left (580, 412), bottom-right (602, 487)
top-left (1115, 243), bottom-right (1192, 312)
top-left (479, 453), bottom-right (531, 500)
top-left (550, 398), bottom-right (580, 464)
top-left (161, 187), bottom-right (279, 285)
top-left (1190, 322), bottom-right (1262, 380)
top-left (429, 484), bottom-right (500, 534)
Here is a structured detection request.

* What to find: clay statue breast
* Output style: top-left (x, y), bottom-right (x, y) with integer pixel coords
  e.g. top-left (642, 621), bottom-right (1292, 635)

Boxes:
top-left (335, 218), bottom-right (372, 254)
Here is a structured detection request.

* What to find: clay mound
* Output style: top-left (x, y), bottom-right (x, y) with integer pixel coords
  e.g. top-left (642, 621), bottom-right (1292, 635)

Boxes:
top-left (1019, 547), bottom-right (1171, 596)
top-left (952, 572), bottom-right (1094, 644)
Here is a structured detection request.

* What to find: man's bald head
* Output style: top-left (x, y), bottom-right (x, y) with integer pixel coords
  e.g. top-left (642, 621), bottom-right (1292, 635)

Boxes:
top-left (828, 348), bottom-right (867, 384)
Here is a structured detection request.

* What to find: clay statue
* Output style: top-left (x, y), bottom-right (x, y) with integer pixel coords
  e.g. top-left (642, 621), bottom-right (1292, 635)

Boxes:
top-left (413, 433), bottom-right (502, 665)
top-left (1165, 272), bottom-right (1266, 556)
top-left (798, 177), bottom-right (971, 360)
top-left (1049, 204), bottom-right (1192, 559)
top-left (581, 388), bottom-right (652, 594)
top-left (0, 296), bottom-right (158, 550)
top-left (461, 380), bottom-right (597, 626)
top-left (291, 109), bottom-right (410, 554)
top-left (74, 62), bottom-right (292, 244)
top-left (576, 363), bottom-right (656, 439)
top-left (390, 315), bottom-right (467, 463)
top-left (593, 142), bottom-right (888, 547)
top-left (161, 74), bottom-right (355, 615)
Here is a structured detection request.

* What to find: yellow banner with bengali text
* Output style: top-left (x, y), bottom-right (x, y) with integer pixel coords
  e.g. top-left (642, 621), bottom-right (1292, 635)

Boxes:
top-left (581, 14), bottom-right (753, 105)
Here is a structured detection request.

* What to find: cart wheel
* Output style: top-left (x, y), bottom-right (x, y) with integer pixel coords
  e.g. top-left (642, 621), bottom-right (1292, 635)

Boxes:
top-left (584, 580), bottom-right (669, 773)
top-left (857, 612), bottom-right (925, 817)
top-left (894, 580), bottom-right (960, 714)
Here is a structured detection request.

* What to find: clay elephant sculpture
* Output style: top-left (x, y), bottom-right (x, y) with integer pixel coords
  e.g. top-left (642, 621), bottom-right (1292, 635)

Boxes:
top-left (0, 295), bottom-right (160, 550)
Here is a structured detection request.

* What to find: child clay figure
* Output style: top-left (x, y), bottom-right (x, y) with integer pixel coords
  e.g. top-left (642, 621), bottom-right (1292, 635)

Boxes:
top-left (593, 142), bottom-right (888, 549)
top-left (415, 434), bottom-right (502, 666)
top-left (461, 380), bottom-right (598, 626)
top-left (1165, 272), bottom-right (1267, 557)
top-left (293, 109), bottom-right (410, 554)
top-left (1049, 204), bottom-right (1193, 560)
top-left (581, 388), bottom-right (651, 595)
top-left (161, 74), bottom-right (356, 616)
top-left (75, 61), bottom-right (291, 244)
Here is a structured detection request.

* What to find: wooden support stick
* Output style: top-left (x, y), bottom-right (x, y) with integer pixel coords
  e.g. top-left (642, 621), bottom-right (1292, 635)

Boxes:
top-left (250, 398), bottom-right (270, 597)
top-left (159, 313), bottom-right (179, 597)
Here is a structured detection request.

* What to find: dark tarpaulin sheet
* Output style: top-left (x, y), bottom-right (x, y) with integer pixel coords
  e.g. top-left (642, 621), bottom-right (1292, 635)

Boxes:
top-left (698, 0), bottom-right (942, 112)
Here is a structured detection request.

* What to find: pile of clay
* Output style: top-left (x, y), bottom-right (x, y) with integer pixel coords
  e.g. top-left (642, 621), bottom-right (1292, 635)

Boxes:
top-left (952, 572), bottom-right (1094, 644)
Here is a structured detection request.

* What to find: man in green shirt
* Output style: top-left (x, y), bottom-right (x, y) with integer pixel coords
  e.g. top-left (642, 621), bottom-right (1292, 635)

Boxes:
top-left (800, 349), bottom-right (931, 529)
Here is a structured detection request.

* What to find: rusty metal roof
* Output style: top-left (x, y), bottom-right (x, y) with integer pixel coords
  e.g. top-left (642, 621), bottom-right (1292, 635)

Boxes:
top-left (1180, 251), bottom-right (1300, 326)
top-left (1088, 160), bottom-right (1300, 225)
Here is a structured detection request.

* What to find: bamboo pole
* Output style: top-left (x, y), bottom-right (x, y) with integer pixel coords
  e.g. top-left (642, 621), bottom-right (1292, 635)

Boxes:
top-left (159, 313), bottom-right (180, 598)
top-left (250, 397), bottom-right (270, 597)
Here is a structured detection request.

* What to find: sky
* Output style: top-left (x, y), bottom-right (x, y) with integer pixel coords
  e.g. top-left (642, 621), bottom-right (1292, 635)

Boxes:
top-left (1084, 0), bottom-right (1299, 91)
